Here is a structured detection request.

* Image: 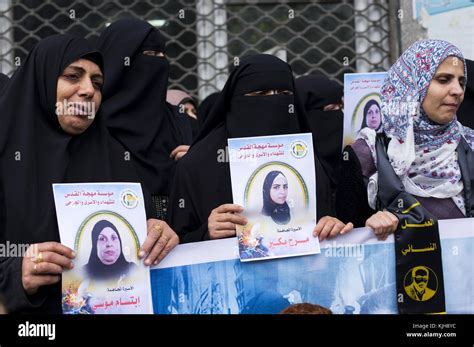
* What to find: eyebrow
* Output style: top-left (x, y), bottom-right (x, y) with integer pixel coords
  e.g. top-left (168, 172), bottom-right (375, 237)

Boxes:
top-left (65, 65), bottom-right (103, 79)
top-left (434, 72), bottom-right (466, 80)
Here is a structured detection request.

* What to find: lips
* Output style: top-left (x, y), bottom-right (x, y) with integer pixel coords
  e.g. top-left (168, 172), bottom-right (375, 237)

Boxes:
top-left (443, 103), bottom-right (458, 108)
top-left (69, 102), bottom-right (94, 117)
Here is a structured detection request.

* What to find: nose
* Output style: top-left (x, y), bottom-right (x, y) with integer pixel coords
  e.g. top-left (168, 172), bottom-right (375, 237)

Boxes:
top-left (450, 81), bottom-right (464, 97)
top-left (78, 77), bottom-right (95, 99)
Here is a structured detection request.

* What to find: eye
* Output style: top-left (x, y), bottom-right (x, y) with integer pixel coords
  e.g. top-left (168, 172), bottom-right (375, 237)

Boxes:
top-left (437, 78), bottom-right (449, 84)
top-left (98, 235), bottom-right (106, 242)
top-left (92, 80), bottom-right (103, 90)
top-left (64, 74), bottom-right (79, 81)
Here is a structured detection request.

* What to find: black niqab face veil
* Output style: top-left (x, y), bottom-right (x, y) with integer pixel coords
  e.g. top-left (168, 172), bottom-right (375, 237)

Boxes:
top-left (261, 171), bottom-right (291, 225)
top-left (97, 18), bottom-right (182, 196)
top-left (194, 54), bottom-right (303, 142)
top-left (295, 74), bottom-right (344, 189)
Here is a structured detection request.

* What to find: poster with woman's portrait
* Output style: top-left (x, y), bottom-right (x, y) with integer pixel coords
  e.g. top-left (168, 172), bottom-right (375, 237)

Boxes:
top-left (53, 182), bottom-right (152, 314)
top-left (228, 133), bottom-right (319, 262)
top-left (343, 72), bottom-right (387, 147)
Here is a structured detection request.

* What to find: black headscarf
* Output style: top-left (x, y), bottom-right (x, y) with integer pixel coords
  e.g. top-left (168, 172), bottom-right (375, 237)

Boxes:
top-left (457, 59), bottom-right (474, 129)
top-left (295, 75), bottom-right (343, 189)
top-left (97, 18), bottom-right (184, 197)
top-left (85, 220), bottom-right (133, 280)
top-left (360, 99), bottom-right (382, 131)
top-left (261, 171), bottom-right (291, 225)
top-left (0, 73), bottom-right (9, 93)
top-left (168, 54), bottom-right (333, 243)
top-left (0, 34), bottom-right (143, 313)
top-left (197, 92), bottom-right (220, 129)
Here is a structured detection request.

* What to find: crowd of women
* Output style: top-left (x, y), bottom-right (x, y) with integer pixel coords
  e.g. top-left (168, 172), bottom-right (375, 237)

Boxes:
top-left (0, 18), bottom-right (472, 313)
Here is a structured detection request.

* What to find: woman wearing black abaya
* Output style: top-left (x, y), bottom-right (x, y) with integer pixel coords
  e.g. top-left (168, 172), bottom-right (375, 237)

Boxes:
top-left (97, 18), bottom-right (190, 220)
top-left (0, 35), bottom-right (178, 313)
top-left (295, 74), bottom-right (344, 200)
top-left (168, 54), bottom-right (353, 243)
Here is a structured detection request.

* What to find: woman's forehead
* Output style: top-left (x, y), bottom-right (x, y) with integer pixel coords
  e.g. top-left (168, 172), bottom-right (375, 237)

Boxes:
top-left (273, 174), bottom-right (287, 182)
top-left (66, 58), bottom-right (103, 76)
top-left (99, 227), bottom-right (116, 235)
top-left (435, 56), bottom-right (465, 75)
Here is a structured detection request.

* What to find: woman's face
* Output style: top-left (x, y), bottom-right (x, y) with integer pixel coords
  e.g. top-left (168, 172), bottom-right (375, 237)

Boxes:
top-left (422, 57), bottom-right (465, 125)
top-left (366, 104), bottom-right (381, 129)
top-left (97, 227), bottom-right (121, 265)
top-left (56, 58), bottom-right (103, 135)
top-left (269, 174), bottom-right (288, 205)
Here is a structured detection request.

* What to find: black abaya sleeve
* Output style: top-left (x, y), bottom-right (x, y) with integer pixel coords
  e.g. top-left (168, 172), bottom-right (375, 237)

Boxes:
top-left (0, 257), bottom-right (48, 312)
top-left (314, 155), bottom-right (337, 220)
top-left (335, 145), bottom-right (375, 227)
top-left (167, 161), bottom-right (210, 243)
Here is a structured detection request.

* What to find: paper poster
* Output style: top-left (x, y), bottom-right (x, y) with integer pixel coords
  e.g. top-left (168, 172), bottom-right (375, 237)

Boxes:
top-left (53, 182), bottom-right (152, 314)
top-left (228, 133), bottom-right (319, 262)
top-left (151, 218), bottom-right (474, 314)
top-left (343, 72), bottom-right (387, 147)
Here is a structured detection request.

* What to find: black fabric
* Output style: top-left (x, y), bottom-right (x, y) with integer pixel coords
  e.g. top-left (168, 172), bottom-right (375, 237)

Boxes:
top-left (84, 220), bottom-right (134, 280)
top-left (296, 74), bottom-right (342, 110)
top-left (335, 145), bottom-right (375, 226)
top-left (457, 138), bottom-right (474, 217)
top-left (457, 59), bottom-right (474, 129)
top-left (97, 18), bottom-right (184, 197)
top-left (0, 34), bottom-right (143, 313)
top-left (170, 105), bottom-right (194, 145)
top-left (168, 54), bottom-right (334, 243)
top-left (0, 73), bottom-right (9, 93)
top-left (375, 134), bottom-right (445, 314)
top-left (189, 116), bottom-right (200, 141)
top-left (295, 75), bottom-right (344, 190)
top-left (261, 170), bottom-right (291, 225)
top-left (197, 91), bottom-right (219, 130)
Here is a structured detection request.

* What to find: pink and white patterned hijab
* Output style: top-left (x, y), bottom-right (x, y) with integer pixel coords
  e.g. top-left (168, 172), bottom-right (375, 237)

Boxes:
top-left (358, 39), bottom-right (474, 214)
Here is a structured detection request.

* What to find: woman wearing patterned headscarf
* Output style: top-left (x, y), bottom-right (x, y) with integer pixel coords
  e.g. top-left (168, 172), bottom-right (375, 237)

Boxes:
top-left (337, 39), bottom-right (474, 238)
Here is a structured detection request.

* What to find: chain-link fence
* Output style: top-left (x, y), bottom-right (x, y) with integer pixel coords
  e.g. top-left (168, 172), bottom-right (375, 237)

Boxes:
top-left (0, 0), bottom-right (400, 101)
